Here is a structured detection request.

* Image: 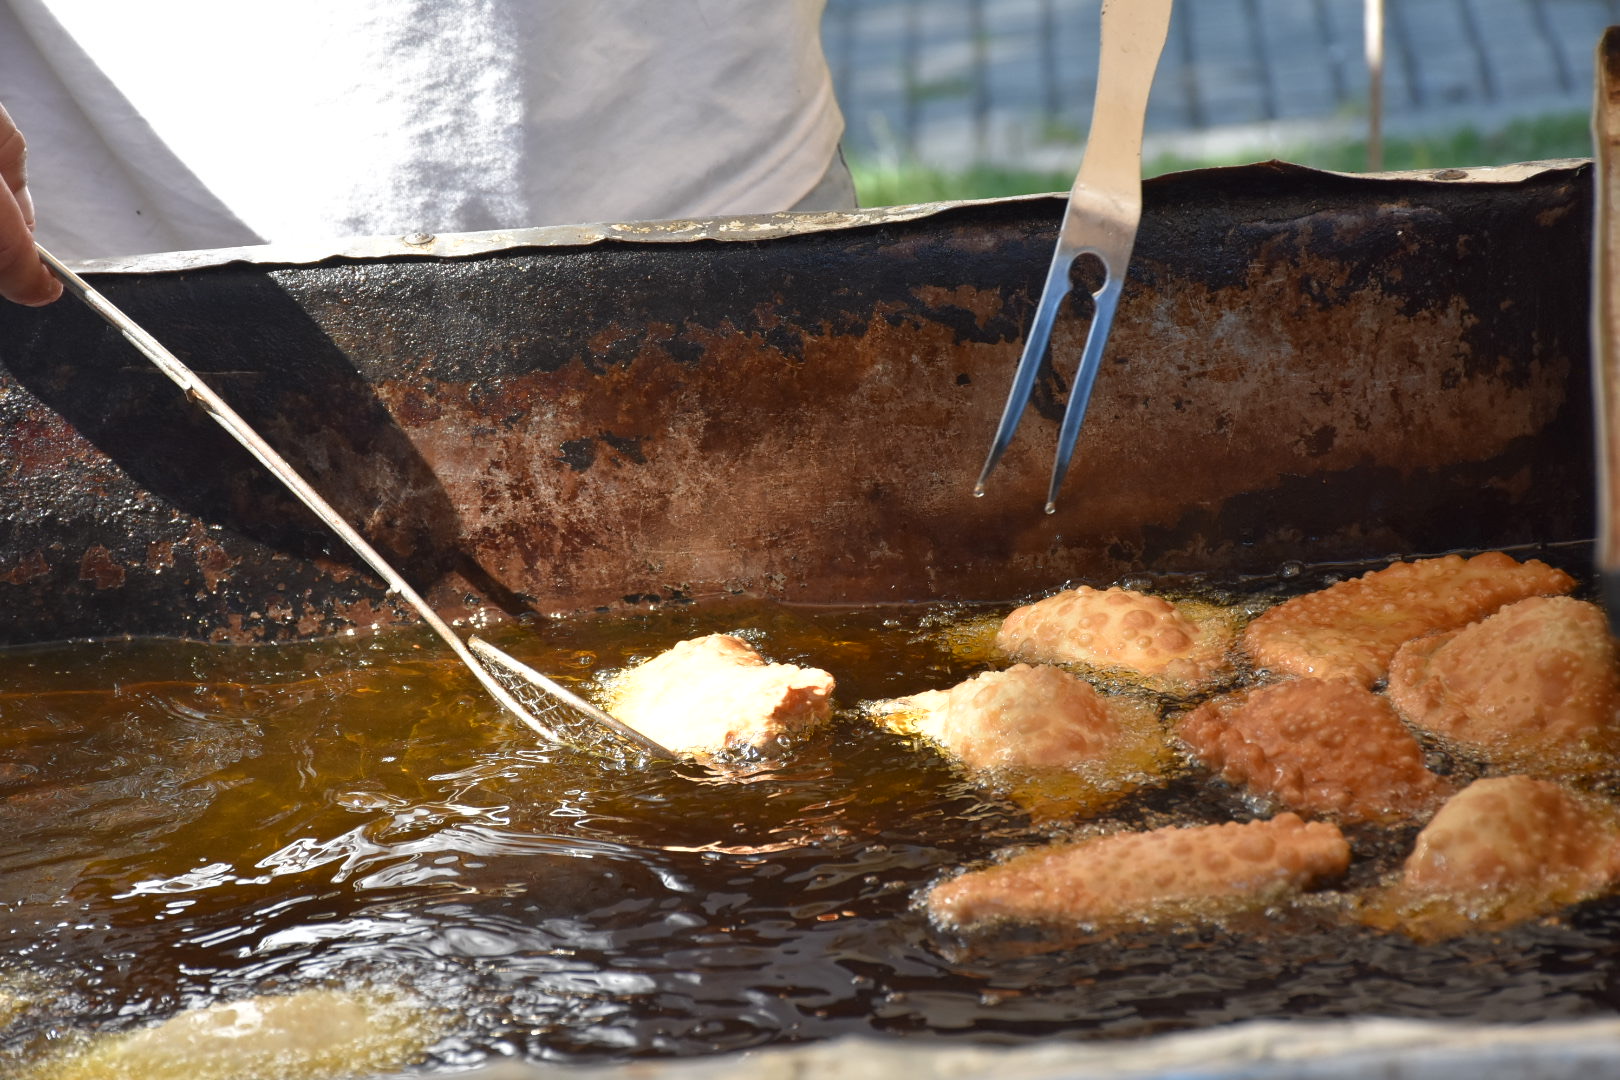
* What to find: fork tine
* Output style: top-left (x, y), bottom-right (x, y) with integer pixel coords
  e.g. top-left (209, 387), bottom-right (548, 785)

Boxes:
top-left (973, 250), bottom-right (1077, 496)
top-left (1045, 271), bottom-right (1124, 513)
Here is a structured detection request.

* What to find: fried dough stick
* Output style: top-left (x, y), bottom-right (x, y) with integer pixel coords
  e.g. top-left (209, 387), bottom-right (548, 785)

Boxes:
top-left (1242, 552), bottom-right (1574, 686)
top-left (927, 813), bottom-right (1349, 932)
top-left (1178, 677), bottom-right (1452, 823)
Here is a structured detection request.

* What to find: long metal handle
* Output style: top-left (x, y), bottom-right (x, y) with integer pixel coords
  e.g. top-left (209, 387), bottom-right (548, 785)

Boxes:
top-left (1594, 30), bottom-right (1620, 634)
top-left (38, 244), bottom-right (566, 740)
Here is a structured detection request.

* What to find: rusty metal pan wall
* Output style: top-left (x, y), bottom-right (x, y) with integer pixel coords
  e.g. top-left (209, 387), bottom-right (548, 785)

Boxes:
top-left (0, 161), bottom-right (1594, 646)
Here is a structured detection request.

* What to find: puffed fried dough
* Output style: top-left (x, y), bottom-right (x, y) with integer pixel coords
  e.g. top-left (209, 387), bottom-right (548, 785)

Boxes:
top-left (1241, 552), bottom-right (1575, 686)
top-left (883, 664), bottom-right (1170, 822)
top-left (898, 663), bottom-right (1152, 773)
top-left (1178, 678), bottom-right (1451, 823)
top-left (996, 585), bottom-right (1234, 688)
top-left (927, 813), bottom-right (1349, 931)
top-left (1368, 776), bottom-right (1620, 936)
top-left (607, 633), bottom-right (834, 756)
top-left (36, 987), bottom-right (444, 1080)
top-left (1386, 596), bottom-right (1620, 770)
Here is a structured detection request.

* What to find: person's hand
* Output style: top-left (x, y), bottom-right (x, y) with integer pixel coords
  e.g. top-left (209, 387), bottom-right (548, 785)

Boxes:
top-left (0, 103), bottom-right (62, 306)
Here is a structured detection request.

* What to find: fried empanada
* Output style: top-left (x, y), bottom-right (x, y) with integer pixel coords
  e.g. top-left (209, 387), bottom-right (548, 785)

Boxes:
top-left (606, 633), bottom-right (834, 756)
top-left (1242, 552), bottom-right (1574, 686)
top-left (1363, 775), bottom-right (1620, 938)
top-left (927, 813), bottom-right (1349, 932)
top-left (996, 585), bottom-right (1235, 691)
top-left (1178, 677), bottom-right (1451, 823)
top-left (1386, 596), bottom-right (1620, 773)
top-left (878, 663), bottom-right (1168, 819)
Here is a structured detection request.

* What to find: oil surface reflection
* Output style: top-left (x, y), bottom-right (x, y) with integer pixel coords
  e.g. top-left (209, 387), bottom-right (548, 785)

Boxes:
top-left (1, 588), bottom-right (1619, 1074)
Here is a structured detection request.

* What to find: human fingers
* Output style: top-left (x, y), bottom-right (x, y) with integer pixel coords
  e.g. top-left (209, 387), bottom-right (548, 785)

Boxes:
top-left (0, 102), bottom-right (63, 306)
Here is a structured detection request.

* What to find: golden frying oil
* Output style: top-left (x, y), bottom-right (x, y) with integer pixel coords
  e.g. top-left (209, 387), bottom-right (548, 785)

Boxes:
top-left (0, 562), bottom-right (1617, 1072)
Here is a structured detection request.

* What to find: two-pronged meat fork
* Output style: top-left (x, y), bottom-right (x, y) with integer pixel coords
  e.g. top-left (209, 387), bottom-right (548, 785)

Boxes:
top-left (974, 0), bottom-right (1174, 513)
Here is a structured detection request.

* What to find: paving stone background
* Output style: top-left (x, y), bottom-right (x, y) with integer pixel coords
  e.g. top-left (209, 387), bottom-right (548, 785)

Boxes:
top-left (822, 0), bottom-right (1617, 166)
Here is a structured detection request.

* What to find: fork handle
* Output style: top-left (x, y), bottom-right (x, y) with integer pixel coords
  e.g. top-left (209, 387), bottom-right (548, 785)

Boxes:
top-left (1064, 0), bottom-right (1173, 250)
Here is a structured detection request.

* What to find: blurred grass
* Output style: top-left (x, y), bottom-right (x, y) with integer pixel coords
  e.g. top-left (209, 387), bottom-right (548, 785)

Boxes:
top-left (849, 110), bottom-right (1592, 206)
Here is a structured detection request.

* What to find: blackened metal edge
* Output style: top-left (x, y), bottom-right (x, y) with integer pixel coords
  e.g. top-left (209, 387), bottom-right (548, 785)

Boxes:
top-left (65, 160), bottom-right (1588, 276)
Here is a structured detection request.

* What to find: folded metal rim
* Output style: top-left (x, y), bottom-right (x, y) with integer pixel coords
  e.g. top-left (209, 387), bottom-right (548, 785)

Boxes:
top-left (64, 159), bottom-right (1587, 277)
top-left (362, 1017), bottom-right (1620, 1079)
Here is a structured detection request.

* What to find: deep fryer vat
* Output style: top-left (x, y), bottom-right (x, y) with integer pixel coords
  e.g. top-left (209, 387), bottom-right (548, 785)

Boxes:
top-left (0, 161), bottom-right (1595, 645)
top-left (0, 160), bottom-right (1610, 1076)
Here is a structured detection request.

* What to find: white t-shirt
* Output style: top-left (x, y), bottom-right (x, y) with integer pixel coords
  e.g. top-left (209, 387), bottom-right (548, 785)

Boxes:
top-left (2, 0), bottom-right (846, 260)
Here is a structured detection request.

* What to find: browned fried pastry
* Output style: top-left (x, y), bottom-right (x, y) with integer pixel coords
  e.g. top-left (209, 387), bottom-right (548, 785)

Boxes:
top-left (33, 986), bottom-right (443, 1080)
top-left (1363, 776), bottom-right (1620, 938)
top-left (1177, 677), bottom-right (1451, 823)
top-left (606, 633), bottom-right (834, 756)
top-left (877, 663), bottom-right (1168, 819)
top-left (898, 663), bottom-right (1138, 772)
top-left (1241, 552), bottom-right (1575, 687)
top-left (1386, 596), bottom-right (1620, 773)
top-left (927, 813), bottom-right (1349, 931)
top-left (995, 585), bottom-right (1235, 691)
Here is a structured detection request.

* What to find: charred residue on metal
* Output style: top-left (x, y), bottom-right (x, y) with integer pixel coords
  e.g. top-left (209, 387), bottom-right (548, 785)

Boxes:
top-left (0, 162), bottom-right (1594, 644)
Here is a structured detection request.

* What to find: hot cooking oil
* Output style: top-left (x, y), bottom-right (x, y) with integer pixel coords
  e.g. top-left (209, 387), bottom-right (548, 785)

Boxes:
top-left (1, 555), bottom-right (1618, 1074)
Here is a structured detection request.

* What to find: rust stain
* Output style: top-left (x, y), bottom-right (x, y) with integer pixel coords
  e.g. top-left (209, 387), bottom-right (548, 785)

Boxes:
top-left (328, 597), bottom-right (406, 633)
top-left (311, 557), bottom-right (357, 584)
top-left (0, 413), bottom-right (99, 482)
top-left (78, 545), bottom-right (126, 590)
top-left (911, 283), bottom-right (1002, 330)
top-left (1537, 203), bottom-right (1573, 227)
top-left (194, 537), bottom-right (240, 592)
top-left (145, 540), bottom-right (175, 573)
top-left (380, 214), bottom-right (1581, 614)
top-left (588, 323), bottom-right (636, 357)
top-left (388, 382), bottom-right (445, 426)
top-left (750, 300), bottom-right (784, 331)
top-left (209, 613), bottom-right (247, 643)
top-left (2, 550), bottom-right (50, 585)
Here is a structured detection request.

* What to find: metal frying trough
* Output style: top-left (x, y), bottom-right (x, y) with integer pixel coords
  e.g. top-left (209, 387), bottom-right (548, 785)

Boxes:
top-left (36, 246), bottom-right (671, 760)
top-left (0, 162), bottom-right (1590, 647)
top-left (0, 159), bottom-right (1601, 1078)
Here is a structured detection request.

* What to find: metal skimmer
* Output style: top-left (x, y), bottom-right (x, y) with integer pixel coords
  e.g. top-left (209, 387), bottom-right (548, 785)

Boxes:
top-left (974, 0), bottom-right (1173, 513)
top-left (38, 245), bottom-right (673, 761)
